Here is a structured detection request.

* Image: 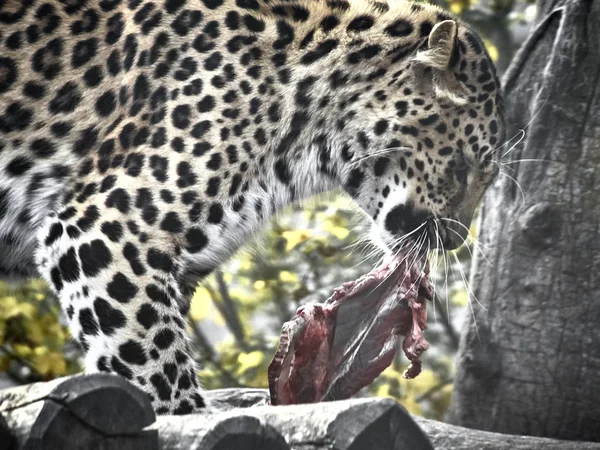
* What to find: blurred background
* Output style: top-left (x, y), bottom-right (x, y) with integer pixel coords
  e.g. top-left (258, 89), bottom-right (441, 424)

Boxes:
top-left (0, 0), bottom-right (535, 421)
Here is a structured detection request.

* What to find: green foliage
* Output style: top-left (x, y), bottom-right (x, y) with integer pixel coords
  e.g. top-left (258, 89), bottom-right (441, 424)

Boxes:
top-left (0, 280), bottom-right (80, 381)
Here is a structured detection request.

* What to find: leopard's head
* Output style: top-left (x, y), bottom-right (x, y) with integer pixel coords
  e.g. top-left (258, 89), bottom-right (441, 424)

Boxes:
top-left (338, 19), bottom-right (504, 252)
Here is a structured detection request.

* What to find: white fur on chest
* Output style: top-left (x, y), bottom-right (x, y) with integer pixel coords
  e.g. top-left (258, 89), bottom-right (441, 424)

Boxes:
top-left (0, 150), bottom-right (74, 276)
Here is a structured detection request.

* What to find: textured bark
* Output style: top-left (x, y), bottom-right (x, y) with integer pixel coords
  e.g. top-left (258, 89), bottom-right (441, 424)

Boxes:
top-left (0, 374), bottom-right (156, 449)
top-left (0, 375), bottom-right (432, 450)
top-left (449, 0), bottom-right (600, 441)
top-left (156, 397), bottom-right (433, 450)
top-left (4, 377), bottom-right (600, 449)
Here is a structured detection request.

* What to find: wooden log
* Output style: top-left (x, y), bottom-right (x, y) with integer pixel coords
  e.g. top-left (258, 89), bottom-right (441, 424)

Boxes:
top-left (206, 388), bottom-right (600, 450)
top-left (4, 377), bottom-right (599, 450)
top-left (0, 412), bottom-right (17, 450)
top-left (413, 417), bottom-right (600, 450)
top-left (158, 393), bottom-right (433, 450)
top-left (207, 387), bottom-right (270, 410)
top-left (0, 374), bottom-right (157, 450)
top-left (155, 414), bottom-right (290, 450)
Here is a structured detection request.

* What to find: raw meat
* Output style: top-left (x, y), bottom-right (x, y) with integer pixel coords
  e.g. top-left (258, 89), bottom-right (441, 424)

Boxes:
top-left (268, 251), bottom-right (433, 406)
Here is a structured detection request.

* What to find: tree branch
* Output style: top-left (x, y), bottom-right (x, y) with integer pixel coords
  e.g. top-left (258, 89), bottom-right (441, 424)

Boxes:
top-left (187, 319), bottom-right (240, 388)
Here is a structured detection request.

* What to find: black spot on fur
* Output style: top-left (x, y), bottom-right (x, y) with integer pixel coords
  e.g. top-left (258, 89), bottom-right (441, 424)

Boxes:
top-left (101, 221), bottom-right (124, 242)
top-left (150, 373), bottom-right (172, 400)
top-left (111, 356), bottom-right (133, 379)
top-left (301, 39), bottom-right (338, 65)
top-left (146, 284), bottom-right (172, 307)
top-left (107, 272), bottom-right (138, 303)
top-left (119, 340), bottom-right (147, 365)
top-left (137, 303), bottom-right (159, 329)
top-left (49, 82), bottom-right (81, 113)
top-left (94, 297), bottom-right (127, 335)
top-left (347, 15), bottom-right (374, 32)
top-left (45, 223), bottom-right (64, 246)
top-left (153, 329), bottom-right (175, 349)
top-left (7, 157), bottom-right (34, 176)
top-left (385, 19), bottom-right (414, 37)
top-left (123, 242), bottom-right (146, 275)
top-left (30, 139), bottom-right (57, 158)
top-left (185, 228), bottom-right (208, 253)
top-left (59, 247), bottom-right (80, 283)
top-left (374, 157), bottom-right (389, 176)
top-left (95, 91), bottom-right (117, 117)
top-left (147, 249), bottom-right (174, 272)
top-left (207, 203), bottom-right (223, 223)
top-left (79, 308), bottom-right (100, 336)
top-left (105, 188), bottom-right (131, 213)
top-left (79, 240), bottom-right (112, 277)
top-left (161, 212), bottom-right (183, 233)
top-left (71, 38), bottom-right (98, 67)
top-left (345, 169), bottom-right (364, 197)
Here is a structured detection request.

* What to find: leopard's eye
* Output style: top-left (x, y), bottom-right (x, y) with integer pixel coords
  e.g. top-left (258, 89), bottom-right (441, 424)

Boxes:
top-left (455, 161), bottom-right (469, 184)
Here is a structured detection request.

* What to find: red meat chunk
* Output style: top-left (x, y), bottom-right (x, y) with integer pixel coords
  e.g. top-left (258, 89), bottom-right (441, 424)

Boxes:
top-left (268, 252), bottom-right (433, 406)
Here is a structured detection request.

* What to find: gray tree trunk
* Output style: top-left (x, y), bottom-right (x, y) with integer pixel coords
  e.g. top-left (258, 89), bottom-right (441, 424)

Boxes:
top-left (449, 0), bottom-right (600, 441)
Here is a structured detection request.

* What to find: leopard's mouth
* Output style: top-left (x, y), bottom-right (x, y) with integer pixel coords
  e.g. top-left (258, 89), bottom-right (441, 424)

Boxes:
top-left (389, 215), bottom-right (459, 252)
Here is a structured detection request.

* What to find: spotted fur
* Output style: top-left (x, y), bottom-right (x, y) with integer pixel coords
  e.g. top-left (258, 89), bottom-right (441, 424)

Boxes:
top-left (0, 0), bottom-right (503, 414)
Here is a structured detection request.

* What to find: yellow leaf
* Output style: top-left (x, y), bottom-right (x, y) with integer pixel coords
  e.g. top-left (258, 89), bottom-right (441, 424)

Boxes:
top-left (401, 396), bottom-right (423, 416)
top-left (281, 230), bottom-right (312, 251)
top-left (450, 2), bottom-right (462, 14)
top-left (376, 383), bottom-right (392, 398)
top-left (24, 321), bottom-right (45, 345)
top-left (452, 288), bottom-right (468, 307)
top-left (0, 297), bottom-right (23, 319)
top-left (483, 39), bottom-right (499, 62)
top-left (33, 350), bottom-right (67, 377)
top-left (212, 308), bottom-right (225, 327)
top-left (236, 350), bottom-right (264, 375)
top-left (13, 343), bottom-right (33, 357)
top-left (239, 255), bottom-right (252, 271)
top-left (17, 303), bottom-right (36, 319)
top-left (0, 357), bottom-right (10, 372)
top-left (253, 280), bottom-right (266, 290)
top-left (48, 352), bottom-right (67, 376)
top-left (331, 226), bottom-right (349, 240)
top-left (190, 287), bottom-right (212, 321)
top-left (449, 0), bottom-right (472, 15)
top-left (279, 271), bottom-right (297, 284)
top-left (381, 366), bottom-right (404, 382)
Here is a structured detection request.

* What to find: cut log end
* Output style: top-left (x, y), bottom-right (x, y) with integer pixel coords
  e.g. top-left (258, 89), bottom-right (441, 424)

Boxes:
top-left (329, 399), bottom-right (433, 450)
top-left (200, 416), bottom-right (289, 450)
top-left (23, 374), bottom-right (157, 450)
top-left (0, 413), bottom-right (17, 450)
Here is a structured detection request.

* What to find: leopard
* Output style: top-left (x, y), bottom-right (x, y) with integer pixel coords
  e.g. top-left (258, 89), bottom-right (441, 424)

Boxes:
top-left (0, 0), bottom-right (504, 414)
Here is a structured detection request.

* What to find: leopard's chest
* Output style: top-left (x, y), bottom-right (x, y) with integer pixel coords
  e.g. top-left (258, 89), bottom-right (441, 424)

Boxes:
top-left (0, 151), bottom-right (72, 277)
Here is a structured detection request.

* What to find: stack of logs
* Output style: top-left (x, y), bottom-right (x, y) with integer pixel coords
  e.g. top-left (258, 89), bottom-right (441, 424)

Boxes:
top-left (1, 374), bottom-right (599, 449)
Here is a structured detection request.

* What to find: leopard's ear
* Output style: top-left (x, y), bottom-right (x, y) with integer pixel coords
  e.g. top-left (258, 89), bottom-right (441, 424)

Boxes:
top-left (414, 19), bottom-right (466, 104)
top-left (415, 20), bottom-right (458, 71)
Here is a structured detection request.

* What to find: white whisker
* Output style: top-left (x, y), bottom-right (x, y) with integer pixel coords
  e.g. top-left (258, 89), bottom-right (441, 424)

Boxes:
top-left (501, 158), bottom-right (552, 165)
top-left (349, 146), bottom-right (412, 166)
top-left (450, 251), bottom-right (486, 311)
top-left (498, 171), bottom-right (526, 201)
top-left (439, 218), bottom-right (492, 267)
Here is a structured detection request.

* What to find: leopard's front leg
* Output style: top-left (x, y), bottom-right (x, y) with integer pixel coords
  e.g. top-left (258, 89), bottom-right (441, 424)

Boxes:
top-left (36, 202), bottom-right (207, 415)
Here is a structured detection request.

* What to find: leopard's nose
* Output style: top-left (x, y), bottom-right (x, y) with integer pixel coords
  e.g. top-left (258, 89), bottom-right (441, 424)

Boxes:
top-left (384, 201), bottom-right (431, 239)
